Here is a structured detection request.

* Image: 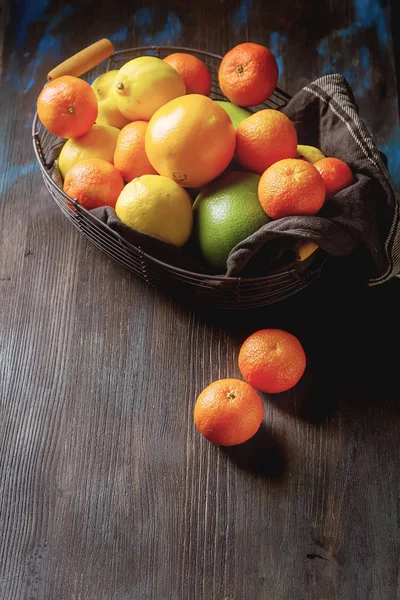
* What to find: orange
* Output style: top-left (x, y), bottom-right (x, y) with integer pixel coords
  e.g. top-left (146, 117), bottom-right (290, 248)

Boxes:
top-left (218, 42), bottom-right (279, 107)
top-left (314, 157), bottom-right (354, 199)
top-left (194, 379), bottom-right (264, 446)
top-left (235, 109), bottom-right (297, 174)
top-left (37, 75), bottom-right (98, 138)
top-left (114, 121), bottom-right (158, 182)
top-left (63, 158), bottom-right (124, 210)
top-left (258, 158), bottom-right (326, 219)
top-left (163, 52), bottom-right (212, 96)
top-left (145, 94), bottom-right (235, 188)
top-left (238, 329), bottom-right (306, 394)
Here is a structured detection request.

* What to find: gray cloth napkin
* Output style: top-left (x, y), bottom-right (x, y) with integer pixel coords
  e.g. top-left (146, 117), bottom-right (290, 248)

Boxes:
top-left (226, 74), bottom-right (400, 284)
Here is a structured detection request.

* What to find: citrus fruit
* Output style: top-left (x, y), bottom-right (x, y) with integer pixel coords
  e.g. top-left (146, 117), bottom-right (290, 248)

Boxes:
top-left (214, 100), bottom-right (252, 130)
top-left (314, 157), bottom-right (354, 199)
top-left (163, 52), bottom-right (212, 95)
top-left (115, 174), bottom-right (193, 246)
top-left (236, 109), bottom-right (297, 174)
top-left (112, 56), bottom-right (186, 121)
top-left (192, 170), bottom-right (271, 271)
top-left (37, 75), bottom-right (98, 138)
top-left (218, 42), bottom-right (279, 107)
top-left (194, 378), bottom-right (264, 446)
top-left (296, 144), bottom-right (326, 164)
top-left (238, 329), bottom-right (306, 394)
top-left (63, 158), bottom-right (124, 210)
top-left (113, 121), bottom-right (158, 182)
top-left (91, 70), bottom-right (131, 129)
top-left (145, 94), bottom-right (235, 188)
top-left (258, 158), bottom-right (326, 219)
top-left (58, 124), bottom-right (120, 179)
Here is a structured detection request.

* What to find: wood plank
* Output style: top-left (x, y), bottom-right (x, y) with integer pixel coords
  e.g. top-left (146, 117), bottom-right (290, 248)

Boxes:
top-left (0, 1), bottom-right (399, 599)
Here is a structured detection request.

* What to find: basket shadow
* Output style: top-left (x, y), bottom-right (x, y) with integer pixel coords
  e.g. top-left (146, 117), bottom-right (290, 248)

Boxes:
top-left (220, 424), bottom-right (287, 480)
top-left (191, 261), bottom-right (400, 424)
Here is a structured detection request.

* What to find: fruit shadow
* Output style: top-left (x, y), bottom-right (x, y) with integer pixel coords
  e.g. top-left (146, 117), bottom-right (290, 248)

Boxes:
top-left (262, 357), bottom-right (341, 425)
top-left (220, 424), bottom-right (287, 479)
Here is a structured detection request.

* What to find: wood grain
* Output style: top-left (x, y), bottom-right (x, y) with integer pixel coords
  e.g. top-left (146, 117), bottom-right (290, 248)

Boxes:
top-left (1, 1), bottom-right (400, 599)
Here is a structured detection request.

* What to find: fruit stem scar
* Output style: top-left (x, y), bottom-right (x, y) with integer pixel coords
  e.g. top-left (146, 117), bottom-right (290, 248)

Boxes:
top-left (236, 65), bottom-right (243, 73)
top-left (68, 107), bottom-right (74, 114)
top-left (226, 391), bottom-right (236, 399)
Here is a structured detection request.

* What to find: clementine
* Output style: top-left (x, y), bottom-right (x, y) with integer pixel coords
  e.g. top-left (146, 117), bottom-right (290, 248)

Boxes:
top-left (258, 158), bottom-right (326, 219)
top-left (235, 109), bottom-right (297, 174)
top-left (314, 157), bottom-right (354, 199)
top-left (194, 379), bottom-right (264, 446)
top-left (145, 94), bottom-right (235, 188)
top-left (63, 158), bottom-right (124, 210)
top-left (163, 53), bottom-right (212, 96)
top-left (238, 329), bottom-right (306, 394)
top-left (218, 42), bottom-right (278, 107)
top-left (37, 75), bottom-right (98, 138)
top-left (114, 121), bottom-right (158, 182)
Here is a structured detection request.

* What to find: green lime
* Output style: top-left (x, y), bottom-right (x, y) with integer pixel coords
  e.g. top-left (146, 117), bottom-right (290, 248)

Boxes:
top-left (214, 101), bottom-right (252, 130)
top-left (192, 170), bottom-right (271, 272)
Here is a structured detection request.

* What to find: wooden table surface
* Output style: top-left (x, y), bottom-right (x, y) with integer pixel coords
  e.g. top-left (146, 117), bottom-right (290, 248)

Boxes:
top-left (1, 1), bottom-right (400, 599)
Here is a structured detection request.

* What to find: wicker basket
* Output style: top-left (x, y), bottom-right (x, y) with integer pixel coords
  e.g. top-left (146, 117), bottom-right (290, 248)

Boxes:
top-left (32, 41), bottom-right (326, 310)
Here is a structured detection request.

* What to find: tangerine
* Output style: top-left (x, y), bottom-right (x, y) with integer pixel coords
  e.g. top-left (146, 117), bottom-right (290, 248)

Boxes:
top-left (63, 158), bottom-right (124, 210)
top-left (235, 109), bottom-right (297, 174)
top-left (218, 42), bottom-right (278, 107)
top-left (114, 121), bottom-right (158, 182)
top-left (163, 52), bottom-right (212, 95)
top-left (238, 329), bottom-right (306, 394)
top-left (194, 378), bottom-right (264, 446)
top-left (258, 158), bottom-right (326, 219)
top-left (314, 157), bottom-right (354, 199)
top-left (37, 75), bottom-right (98, 138)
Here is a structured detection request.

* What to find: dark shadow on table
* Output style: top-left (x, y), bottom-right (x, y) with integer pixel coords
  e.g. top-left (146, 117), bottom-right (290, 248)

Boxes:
top-left (192, 258), bottom-right (400, 425)
top-left (220, 424), bottom-right (287, 479)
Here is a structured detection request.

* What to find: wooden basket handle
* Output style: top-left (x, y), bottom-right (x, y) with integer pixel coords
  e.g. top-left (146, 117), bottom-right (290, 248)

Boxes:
top-left (47, 38), bottom-right (114, 81)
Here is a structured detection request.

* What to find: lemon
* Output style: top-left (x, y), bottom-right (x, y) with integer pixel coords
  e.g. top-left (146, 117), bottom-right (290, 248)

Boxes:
top-left (91, 70), bottom-right (131, 129)
top-left (58, 124), bottom-right (120, 179)
top-left (296, 144), bottom-right (326, 164)
top-left (115, 174), bottom-right (193, 246)
top-left (192, 170), bottom-right (271, 271)
top-left (112, 56), bottom-right (186, 121)
top-left (214, 101), bottom-right (252, 130)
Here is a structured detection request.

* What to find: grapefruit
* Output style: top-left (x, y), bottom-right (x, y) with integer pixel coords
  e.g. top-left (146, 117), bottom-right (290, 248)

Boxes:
top-left (192, 170), bottom-right (271, 271)
top-left (145, 94), bottom-right (235, 188)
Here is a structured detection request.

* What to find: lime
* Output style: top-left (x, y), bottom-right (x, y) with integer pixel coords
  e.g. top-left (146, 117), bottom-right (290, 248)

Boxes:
top-left (214, 101), bottom-right (252, 130)
top-left (192, 170), bottom-right (271, 271)
top-left (115, 174), bottom-right (193, 247)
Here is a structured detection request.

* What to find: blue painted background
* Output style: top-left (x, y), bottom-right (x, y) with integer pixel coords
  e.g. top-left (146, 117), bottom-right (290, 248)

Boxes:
top-left (4, 0), bottom-right (399, 191)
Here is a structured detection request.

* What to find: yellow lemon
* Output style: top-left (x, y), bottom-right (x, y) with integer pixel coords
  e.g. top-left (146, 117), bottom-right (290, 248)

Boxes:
top-left (115, 174), bottom-right (193, 246)
top-left (112, 56), bottom-right (186, 121)
top-left (91, 70), bottom-right (131, 129)
top-left (58, 124), bottom-right (120, 179)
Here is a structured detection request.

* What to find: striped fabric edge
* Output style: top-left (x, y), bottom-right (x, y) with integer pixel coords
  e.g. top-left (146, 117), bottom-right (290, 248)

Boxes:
top-left (303, 76), bottom-right (400, 285)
